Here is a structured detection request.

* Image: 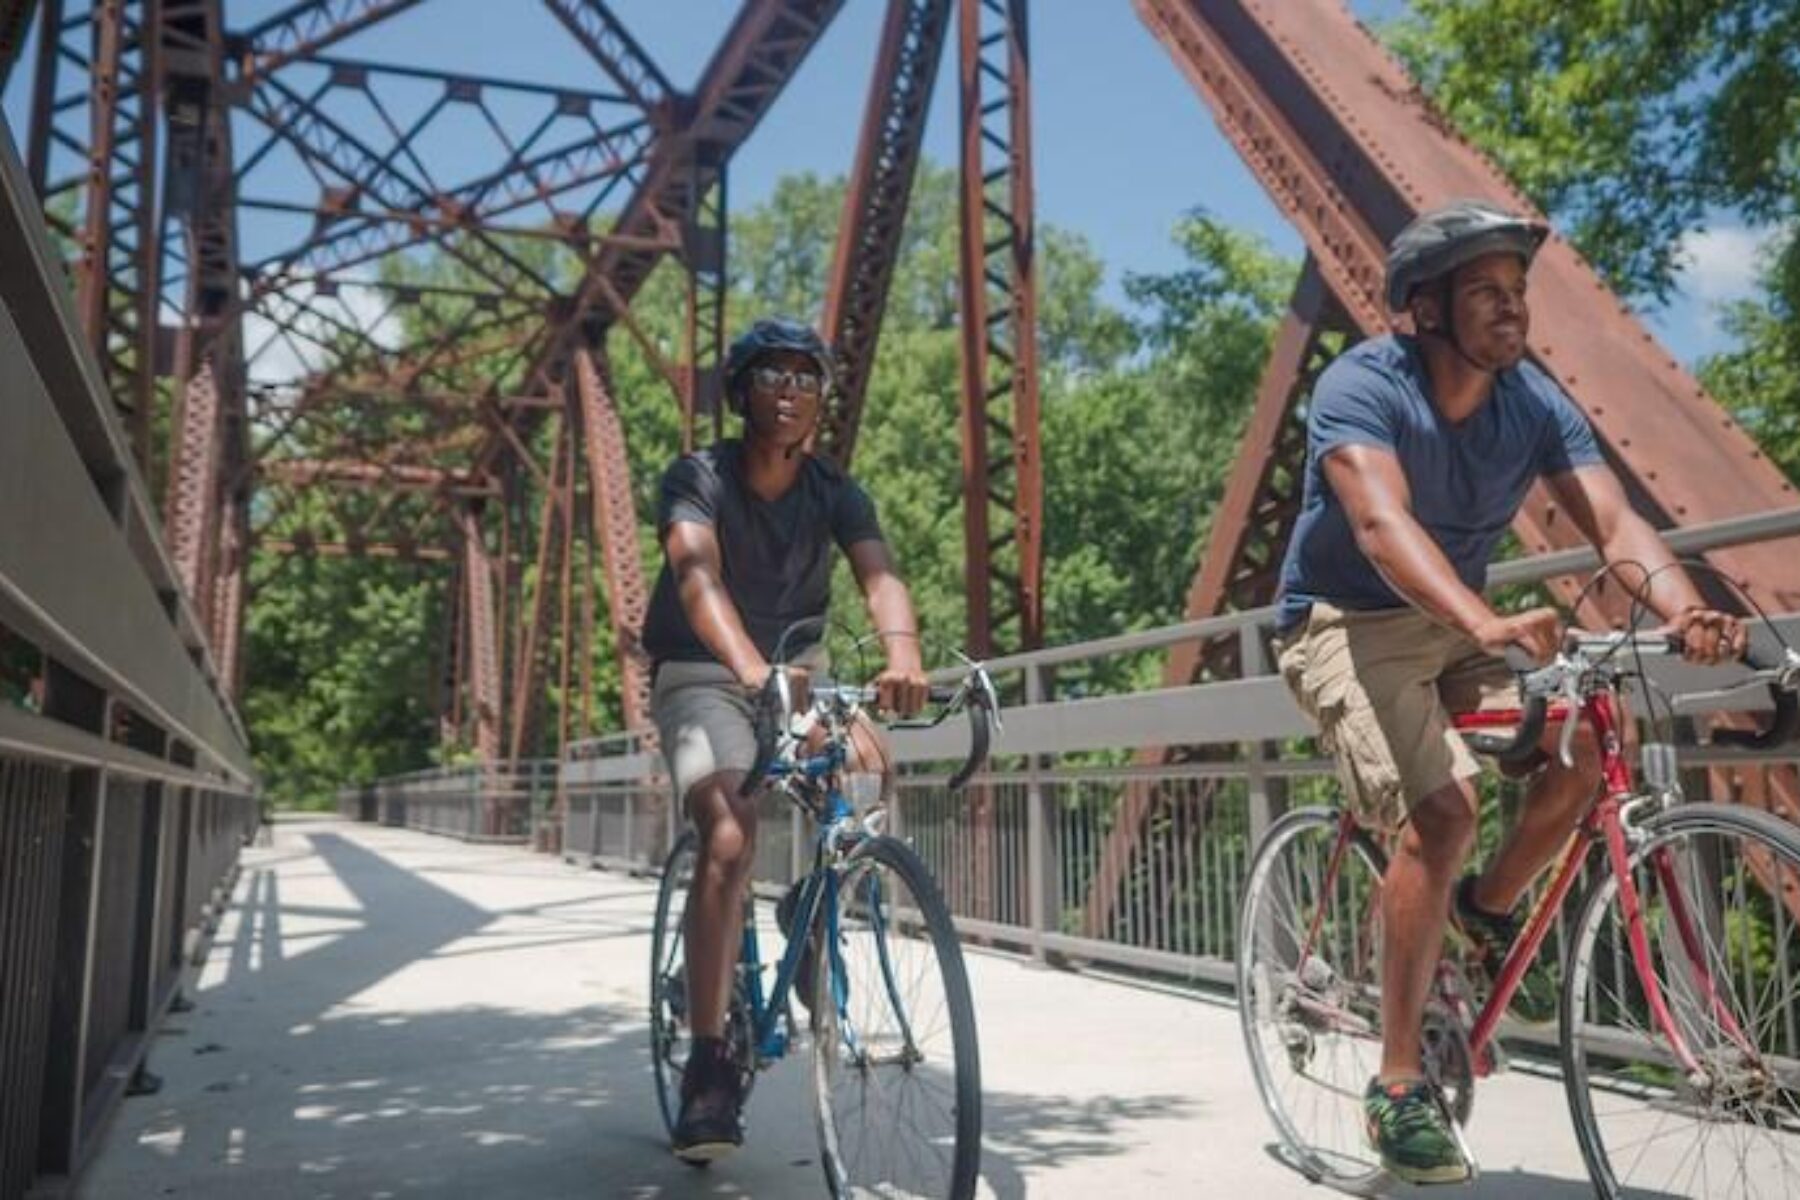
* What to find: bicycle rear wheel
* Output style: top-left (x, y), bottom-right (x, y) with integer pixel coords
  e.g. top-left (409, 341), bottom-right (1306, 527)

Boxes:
top-left (811, 834), bottom-right (981, 1199)
top-left (650, 830), bottom-right (698, 1137)
top-left (1562, 802), bottom-right (1800, 1198)
top-left (1237, 806), bottom-right (1390, 1191)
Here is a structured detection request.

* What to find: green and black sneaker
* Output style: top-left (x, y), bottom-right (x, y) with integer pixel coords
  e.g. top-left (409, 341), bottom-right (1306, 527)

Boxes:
top-left (1453, 875), bottom-right (1557, 1024)
top-left (1364, 1077), bottom-right (1472, 1186)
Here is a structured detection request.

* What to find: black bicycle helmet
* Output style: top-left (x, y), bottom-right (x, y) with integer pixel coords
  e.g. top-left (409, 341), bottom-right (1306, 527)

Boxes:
top-left (1384, 199), bottom-right (1549, 312)
top-left (723, 317), bottom-right (835, 415)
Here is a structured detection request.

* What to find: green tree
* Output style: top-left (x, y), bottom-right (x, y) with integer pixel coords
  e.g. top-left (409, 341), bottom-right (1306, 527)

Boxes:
top-left (1388, 0), bottom-right (1800, 500)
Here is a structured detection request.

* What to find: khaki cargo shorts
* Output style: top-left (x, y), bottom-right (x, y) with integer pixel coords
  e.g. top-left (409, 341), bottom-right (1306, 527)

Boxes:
top-left (651, 648), bottom-right (828, 803)
top-left (1275, 602), bottom-right (1520, 832)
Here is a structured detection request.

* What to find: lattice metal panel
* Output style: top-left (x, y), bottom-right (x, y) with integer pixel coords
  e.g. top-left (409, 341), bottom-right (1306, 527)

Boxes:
top-left (150, 789), bottom-right (185, 1008)
top-left (82, 781), bottom-right (146, 1098)
top-left (0, 756), bottom-right (69, 1200)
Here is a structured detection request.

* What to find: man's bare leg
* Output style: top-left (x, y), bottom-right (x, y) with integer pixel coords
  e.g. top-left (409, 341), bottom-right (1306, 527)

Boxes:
top-left (1470, 728), bottom-right (1601, 915)
top-left (1379, 779), bottom-right (1478, 1080)
top-left (684, 771), bottom-right (755, 1038)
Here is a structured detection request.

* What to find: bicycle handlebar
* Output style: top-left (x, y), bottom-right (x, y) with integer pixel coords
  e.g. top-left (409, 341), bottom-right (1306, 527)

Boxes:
top-left (1462, 630), bottom-right (1800, 764)
top-left (1461, 644), bottom-right (1551, 767)
top-left (737, 666), bottom-right (999, 798)
top-left (1712, 640), bottom-right (1800, 751)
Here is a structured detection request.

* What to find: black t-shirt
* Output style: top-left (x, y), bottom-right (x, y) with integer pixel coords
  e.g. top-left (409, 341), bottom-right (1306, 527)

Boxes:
top-left (642, 440), bottom-right (885, 666)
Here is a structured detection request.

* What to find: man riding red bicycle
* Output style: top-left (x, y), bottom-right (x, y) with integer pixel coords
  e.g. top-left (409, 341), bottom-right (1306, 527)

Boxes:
top-left (1271, 198), bottom-right (1745, 1184)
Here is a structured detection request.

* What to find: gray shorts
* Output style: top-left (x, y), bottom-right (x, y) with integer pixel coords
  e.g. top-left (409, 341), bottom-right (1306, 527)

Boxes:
top-left (651, 649), bottom-right (827, 803)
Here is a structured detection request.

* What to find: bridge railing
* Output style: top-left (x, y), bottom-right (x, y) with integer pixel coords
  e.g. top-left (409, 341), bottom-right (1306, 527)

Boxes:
top-left (0, 129), bottom-right (258, 1198)
top-left (335, 760), bottom-right (560, 843)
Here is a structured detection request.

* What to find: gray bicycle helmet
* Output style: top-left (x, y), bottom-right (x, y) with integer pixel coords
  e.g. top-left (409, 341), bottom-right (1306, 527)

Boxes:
top-left (723, 317), bottom-right (835, 415)
top-left (1384, 200), bottom-right (1549, 312)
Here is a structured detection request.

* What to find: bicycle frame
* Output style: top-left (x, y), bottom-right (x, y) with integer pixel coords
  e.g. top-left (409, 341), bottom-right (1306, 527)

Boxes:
top-left (732, 739), bottom-right (916, 1067)
top-left (1305, 685), bottom-right (1746, 1081)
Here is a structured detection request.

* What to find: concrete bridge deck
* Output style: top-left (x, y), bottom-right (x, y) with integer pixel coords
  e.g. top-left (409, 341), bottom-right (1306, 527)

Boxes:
top-left (73, 819), bottom-right (1678, 1198)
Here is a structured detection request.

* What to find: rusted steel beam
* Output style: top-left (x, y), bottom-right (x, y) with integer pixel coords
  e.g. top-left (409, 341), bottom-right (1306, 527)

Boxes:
top-left (234, 0), bottom-right (422, 82)
top-left (817, 0), bottom-right (952, 465)
top-left (526, 0), bottom-right (847, 390)
top-left (540, 0), bottom-right (673, 114)
top-left (238, 117), bottom-right (655, 278)
top-left (75, 1), bottom-right (128, 359)
top-left (573, 347), bottom-right (654, 735)
top-left (1135, 0), bottom-right (1800, 611)
top-left (442, 560), bottom-right (465, 745)
top-left (262, 538), bottom-right (452, 561)
top-left (956, 0), bottom-right (1042, 658)
top-left (165, 357), bottom-right (224, 628)
top-left (241, 76), bottom-right (552, 294)
top-left (457, 505), bottom-right (504, 767)
top-left (258, 459), bottom-right (500, 494)
top-left (509, 411), bottom-right (571, 761)
top-left (278, 51), bottom-right (635, 104)
top-left (53, 0), bottom-right (162, 467)
top-left (554, 420), bottom-right (578, 784)
top-left (211, 481), bottom-right (248, 694)
top-left (162, 2), bottom-right (245, 645)
top-left (682, 162), bottom-right (727, 442)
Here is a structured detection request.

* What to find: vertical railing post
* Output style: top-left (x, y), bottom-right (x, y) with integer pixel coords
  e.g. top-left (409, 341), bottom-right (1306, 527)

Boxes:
top-left (1240, 622), bottom-right (1285, 848)
top-left (36, 662), bottom-right (108, 1176)
top-left (1025, 663), bottom-right (1052, 962)
top-left (623, 784), bottom-right (636, 864)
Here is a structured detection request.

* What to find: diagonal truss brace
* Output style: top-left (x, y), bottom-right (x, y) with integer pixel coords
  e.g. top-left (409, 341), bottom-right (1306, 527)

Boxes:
top-left (818, 0), bottom-right (953, 465)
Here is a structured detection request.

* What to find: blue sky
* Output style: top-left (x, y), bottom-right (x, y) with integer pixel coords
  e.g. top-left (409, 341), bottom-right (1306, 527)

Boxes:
top-left (3, 0), bottom-right (1774, 367)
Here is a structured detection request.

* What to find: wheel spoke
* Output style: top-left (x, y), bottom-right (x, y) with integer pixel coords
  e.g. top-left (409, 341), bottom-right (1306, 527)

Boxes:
top-left (1564, 809), bottom-right (1800, 1197)
top-left (1237, 810), bottom-right (1387, 1187)
top-left (813, 839), bottom-right (978, 1199)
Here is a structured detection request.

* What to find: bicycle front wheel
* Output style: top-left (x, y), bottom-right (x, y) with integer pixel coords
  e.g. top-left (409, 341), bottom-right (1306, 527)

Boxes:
top-left (650, 829), bottom-right (699, 1138)
top-left (811, 834), bottom-right (981, 1199)
top-left (1237, 806), bottom-right (1390, 1192)
top-left (1562, 802), bottom-right (1800, 1198)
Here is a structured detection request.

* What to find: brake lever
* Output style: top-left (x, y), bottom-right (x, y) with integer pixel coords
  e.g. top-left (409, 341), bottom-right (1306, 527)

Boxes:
top-left (1774, 647), bottom-right (1800, 693)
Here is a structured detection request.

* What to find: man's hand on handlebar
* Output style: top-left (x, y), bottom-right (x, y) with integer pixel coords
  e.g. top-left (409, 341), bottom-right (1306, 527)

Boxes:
top-left (1474, 605), bottom-right (1561, 665)
top-left (873, 659), bottom-right (929, 717)
top-left (741, 661), bottom-right (811, 717)
top-left (1663, 606), bottom-right (1748, 666)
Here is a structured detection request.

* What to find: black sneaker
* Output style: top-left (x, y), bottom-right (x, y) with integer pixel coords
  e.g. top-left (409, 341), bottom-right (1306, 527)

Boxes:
top-left (1453, 875), bottom-right (1556, 1024)
top-left (774, 881), bottom-right (819, 1012)
top-left (672, 1036), bottom-right (743, 1164)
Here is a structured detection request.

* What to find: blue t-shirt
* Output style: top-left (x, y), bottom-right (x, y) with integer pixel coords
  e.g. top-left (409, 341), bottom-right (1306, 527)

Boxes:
top-left (1274, 335), bottom-right (1604, 631)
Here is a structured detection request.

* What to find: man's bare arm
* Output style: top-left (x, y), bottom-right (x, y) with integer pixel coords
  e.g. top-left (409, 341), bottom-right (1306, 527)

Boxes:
top-left (1323, 444), bottom-right (1560, 660)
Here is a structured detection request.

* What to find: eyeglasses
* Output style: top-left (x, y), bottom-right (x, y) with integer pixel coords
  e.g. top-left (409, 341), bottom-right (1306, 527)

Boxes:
top-left (749, 365), bottom-right (824, 396)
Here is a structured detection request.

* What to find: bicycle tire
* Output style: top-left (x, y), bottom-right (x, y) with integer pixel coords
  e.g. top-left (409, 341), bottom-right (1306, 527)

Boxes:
top-left (1561, 801), bottom-right (1800, 1198)
top-left (650, 829), bottom-right (699, 1137)
top-left (1237, 806), bottom-right (1391, 1193)
top-left (810, 834), bottom-right (982, 1199)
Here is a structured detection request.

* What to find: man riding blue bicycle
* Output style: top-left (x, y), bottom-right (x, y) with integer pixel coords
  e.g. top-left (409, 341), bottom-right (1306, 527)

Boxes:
top-left (641, 316), bottom-right (930, 1163)
top-left (1271, 199), bottom-right (1745, 1185)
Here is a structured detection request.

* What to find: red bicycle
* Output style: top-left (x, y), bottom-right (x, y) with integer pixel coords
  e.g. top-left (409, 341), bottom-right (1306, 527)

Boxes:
top-left (1237, 626), bottom-right (1800, 1197)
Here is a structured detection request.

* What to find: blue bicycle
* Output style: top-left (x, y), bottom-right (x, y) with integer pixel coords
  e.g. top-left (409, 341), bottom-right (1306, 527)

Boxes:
top-left (649, 654), bottom-right (998, 1198)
